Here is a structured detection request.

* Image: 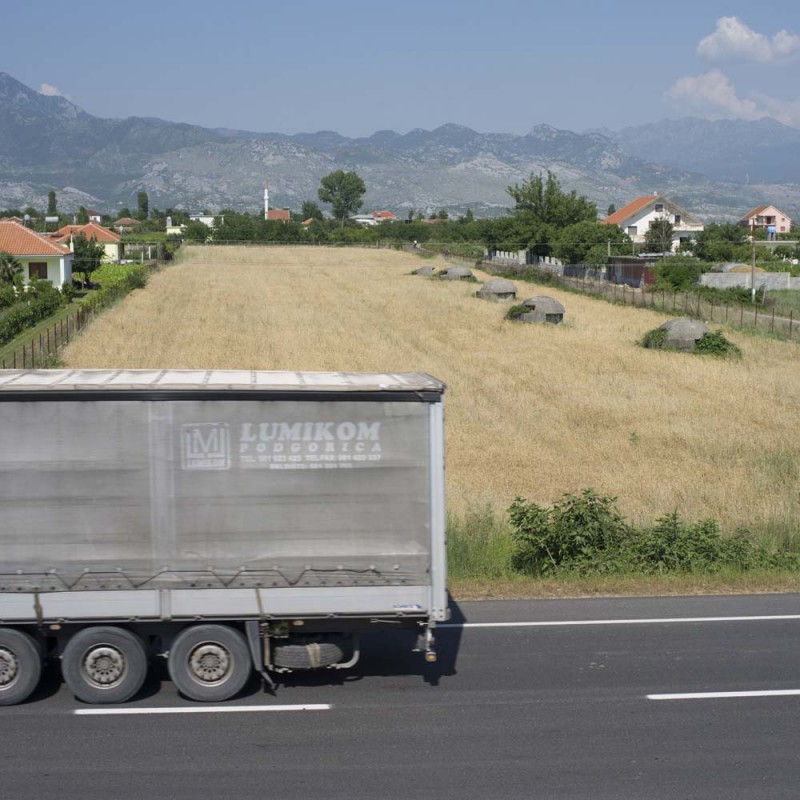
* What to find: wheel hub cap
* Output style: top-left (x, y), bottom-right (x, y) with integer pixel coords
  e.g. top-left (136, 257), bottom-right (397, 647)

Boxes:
top-left (0, 646), bottom-right (19, 687)
top-left (189, 643), bottom-right (231, 683)
top-left (83, 646), bottom-right (125, 686)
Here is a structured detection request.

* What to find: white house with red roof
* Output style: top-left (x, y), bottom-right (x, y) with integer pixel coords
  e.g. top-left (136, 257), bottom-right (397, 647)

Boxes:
top-left (54, 222), bottom-right (123, 262)
top-left (0, 220), bottom-right (73, 286)
top-left (737, 205), bottom-right (792, 235)
top-left (602, 195), bottom-right (704, 250)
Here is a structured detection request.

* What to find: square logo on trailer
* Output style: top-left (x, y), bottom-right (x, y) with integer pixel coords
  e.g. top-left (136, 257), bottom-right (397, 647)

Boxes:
top-left (181, 423), bottom-right (230, 470)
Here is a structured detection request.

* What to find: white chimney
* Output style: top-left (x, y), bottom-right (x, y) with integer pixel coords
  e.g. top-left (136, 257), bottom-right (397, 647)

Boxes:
top-left (264, 181), bottom-right (269, 220)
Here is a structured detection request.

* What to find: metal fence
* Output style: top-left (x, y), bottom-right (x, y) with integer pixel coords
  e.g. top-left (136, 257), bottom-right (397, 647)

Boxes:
top-left (482, 262), bottom-right (797, 342)
top-left (1, 264), bottom-right (160, 370)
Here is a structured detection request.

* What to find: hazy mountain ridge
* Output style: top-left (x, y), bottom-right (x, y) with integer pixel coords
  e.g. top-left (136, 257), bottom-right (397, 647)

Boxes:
top-left (613, 117), bottom-right (800, 185)
top-left (1, 72), bottom-right (798, 220)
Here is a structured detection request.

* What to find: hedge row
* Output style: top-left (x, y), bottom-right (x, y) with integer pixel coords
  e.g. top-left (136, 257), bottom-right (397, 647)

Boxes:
top-left (0, 285), bottom-right (63, 345)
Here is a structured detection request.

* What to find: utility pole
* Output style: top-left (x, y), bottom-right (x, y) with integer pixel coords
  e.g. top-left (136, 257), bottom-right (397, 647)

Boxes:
top-left (750, 220), bottom-right (756, 304)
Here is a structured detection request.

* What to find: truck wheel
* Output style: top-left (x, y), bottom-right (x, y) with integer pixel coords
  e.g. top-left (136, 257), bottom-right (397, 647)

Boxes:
top-left (272, 639), bottom-right (345, 670)
top-left (0, 629), bottom-right (43, 706)
top-left (62, 627), bottom-right (148, 705)
top-left (168, 625), bottom-right (251, 702)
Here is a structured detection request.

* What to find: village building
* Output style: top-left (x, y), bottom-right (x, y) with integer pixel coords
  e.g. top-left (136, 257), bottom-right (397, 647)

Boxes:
top-left (737, 205), bottom-right (792, 237)
top-left (54, 222), bottom-right (123, 263)
top-left (602, 195), bottom-right (704, 250)
top-left (0, 219), bottom-right (73, 286)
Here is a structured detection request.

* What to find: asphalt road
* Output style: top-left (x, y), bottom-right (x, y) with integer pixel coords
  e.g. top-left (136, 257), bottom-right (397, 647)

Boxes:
top-left (4, 594), bottom-right (800, 800)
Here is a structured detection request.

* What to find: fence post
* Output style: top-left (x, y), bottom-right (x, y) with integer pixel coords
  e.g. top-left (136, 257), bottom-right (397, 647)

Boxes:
top-left (13, 350), bottom-right (16, 369)
top-left (771, 308), bottom-right (775, 334)
top-left (22, 344), bottom-right (26, 369)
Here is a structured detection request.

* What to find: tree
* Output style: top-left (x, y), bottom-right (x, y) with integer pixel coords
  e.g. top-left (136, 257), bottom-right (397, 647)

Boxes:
top-left (463, 208), bottom-right (475, 223)
top-left (651, 256), bottom-right (704, 291)
top-left (137, 191), bottom-right (149, 220)
top-left (644, 217), bottom-right (675, 254)
top-left (76, 206), bottom-right (89, 224)
top-left (553, 221), bottom-right (631, 265)
top-left (318, 170), bottom-right (366, 227)
top-left (507, 170), bottom-right (598, 228)
top-left (47, 190), bottom-right (57, 216)
top-left (607, 203), bottom-right (616, 217)
top-left (185, 220), bottom-right (210, 243)
top-left (301, 200), bottom-right (324, 221)
top-left (0, 251), bottom-right (23, 286)
top-left (71, 234), bottom-right (105, 286)
top-left (693, 223), bottom-right (750, 263)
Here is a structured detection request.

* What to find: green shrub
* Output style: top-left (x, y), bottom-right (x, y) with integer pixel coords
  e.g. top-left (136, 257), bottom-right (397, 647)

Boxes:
top-left (509, 490), bottom-right (630, 575)
top-left (60, 283), bottom-right (77, 302)
top-left (505, 304), bottom-right (530, 321)
top-left (507, 490), bottom-right (800, 577)
top-left (0, 289), bottom-right (63, 345)
top-left (0, 285), bottom-right (16, 310)
top-left (640, 328), bottom-right (667, 349)
top-left (694, 330), bottom-right (742, 358)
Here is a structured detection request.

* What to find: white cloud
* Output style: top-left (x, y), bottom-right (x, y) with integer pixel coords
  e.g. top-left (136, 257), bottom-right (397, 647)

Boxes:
top-left (38, 83), bottom-right (66, 97)
top-left (668, 70), bottom-right (800, 127)
top-left (697, 16), bottom-right (800, 63)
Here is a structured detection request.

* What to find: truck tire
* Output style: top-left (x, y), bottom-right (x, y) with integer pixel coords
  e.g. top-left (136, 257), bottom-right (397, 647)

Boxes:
top-left (272, 639), bottom-right (345, 670)
top-left (62, 626), bottom-right (148, 705)
top-left (168, 625), bottom-right (251, 702)
top-left (0, 628), bottom-right (43, 706)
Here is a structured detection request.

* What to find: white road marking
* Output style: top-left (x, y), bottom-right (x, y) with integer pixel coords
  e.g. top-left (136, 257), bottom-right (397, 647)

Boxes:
top-left (440, 614), bottom-right (800, 629)
top-left (73, 703), bottom-right (331, 716)
top-left (648, 690), bottom-right (800, 701)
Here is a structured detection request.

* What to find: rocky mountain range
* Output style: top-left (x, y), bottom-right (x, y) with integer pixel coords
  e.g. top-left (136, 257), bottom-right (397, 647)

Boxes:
top-left (1, 71), bottom-right (798, 221)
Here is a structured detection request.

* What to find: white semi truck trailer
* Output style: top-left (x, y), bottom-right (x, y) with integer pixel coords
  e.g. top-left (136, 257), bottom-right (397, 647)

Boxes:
top-left (0, 370), bottom-right (447, 705)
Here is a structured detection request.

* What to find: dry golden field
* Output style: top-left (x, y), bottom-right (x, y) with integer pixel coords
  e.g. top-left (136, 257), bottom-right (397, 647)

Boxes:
top-left (64, 245), bottom-right (800, 534)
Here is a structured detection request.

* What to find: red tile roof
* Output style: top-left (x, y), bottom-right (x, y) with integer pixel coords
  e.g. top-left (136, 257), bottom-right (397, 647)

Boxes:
top-left (55, 222), bottom-right (121, 244)
top-left (602, 196), bottom-right (662, 226)
top-left (0, 220), bottom-right (71, 256)
top-left (114, 217), bottom-right (140, 226)
top-left (737, 205), bottom-right (791, 224)
top-left (267, 209), bottom-right (291, 222)
top-left (372, 210), bottom-right (397, 221)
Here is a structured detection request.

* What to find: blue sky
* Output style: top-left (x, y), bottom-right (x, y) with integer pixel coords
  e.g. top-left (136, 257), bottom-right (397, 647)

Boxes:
top-left (4, 0), bottom-right (799, 135)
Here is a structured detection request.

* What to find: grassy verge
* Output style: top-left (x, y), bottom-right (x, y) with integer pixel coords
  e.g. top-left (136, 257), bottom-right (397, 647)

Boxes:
top-left (446, 502), bottom-right (800, 600)
top-left (449, 571), bottom-right (800, 600)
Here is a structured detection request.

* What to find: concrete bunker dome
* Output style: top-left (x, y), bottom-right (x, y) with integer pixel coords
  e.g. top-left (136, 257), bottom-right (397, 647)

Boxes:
top-left (476, 278), bottom-right (517, 302)
top-left (515, 296), bottom-right (565, 324)
top-left (657, 317), bottom-right (710, 351)
top-left (439, 265), bottom-right (474, 280)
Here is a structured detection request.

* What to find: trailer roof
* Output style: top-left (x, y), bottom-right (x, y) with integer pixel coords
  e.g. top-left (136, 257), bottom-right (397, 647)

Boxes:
top-left (0, 369), bottom-right (445, 394)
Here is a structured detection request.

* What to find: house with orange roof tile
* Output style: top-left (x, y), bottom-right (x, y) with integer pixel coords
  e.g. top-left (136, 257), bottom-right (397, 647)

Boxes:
top-left (266, 208), bottom-right (291, 223)
top-left (113, 216), bottom-right (141, 232)
top-left (601, 194), bottom-right (704, 251)
top-left (372, 210), bottom-right (397, 223)
top-left (737, 205), bottom-right (792, 237)
top-left (54, 222), bottom-right (123, 263)
top-left (0, 220), bottom-right (73, 286)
